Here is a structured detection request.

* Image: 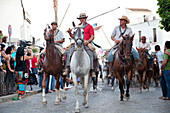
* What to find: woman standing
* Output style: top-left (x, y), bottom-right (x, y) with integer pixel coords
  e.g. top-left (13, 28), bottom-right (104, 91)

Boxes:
top-left (15, 47), bottom-right (33, 99)
top-left (5, 46), bottom-right (15, 94)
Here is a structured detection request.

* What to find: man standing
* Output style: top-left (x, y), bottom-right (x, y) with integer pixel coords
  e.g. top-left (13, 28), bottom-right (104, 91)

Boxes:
top-left (107, 16), bottom-right (139, 76)
top-left (161, 41), bottom-right (170, 100)
top-left (138, 36), bottom-right (153, 70)
top-left (64, 13), bottom-right (97, 89)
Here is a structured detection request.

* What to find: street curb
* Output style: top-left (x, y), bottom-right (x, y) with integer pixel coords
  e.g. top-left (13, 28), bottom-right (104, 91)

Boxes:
top-left (0, 89), bottom-right (41, 104)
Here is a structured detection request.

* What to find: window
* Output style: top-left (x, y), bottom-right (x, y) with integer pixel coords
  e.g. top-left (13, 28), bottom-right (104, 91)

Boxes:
top-left (139, 31), bottom-right (141, 42)
top-left (153, 28), bottom-right (157, 42)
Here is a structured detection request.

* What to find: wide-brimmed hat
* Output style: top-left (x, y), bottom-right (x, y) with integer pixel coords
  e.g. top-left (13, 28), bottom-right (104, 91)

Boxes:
top-left (118, 16), bottom-right (130, 24)
top-left (77, 13), bottom-right (88, 19)
top-left (51, 21), bottom-right (58, 26)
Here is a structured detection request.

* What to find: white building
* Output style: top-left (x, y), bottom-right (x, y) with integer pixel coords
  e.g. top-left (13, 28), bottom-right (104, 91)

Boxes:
top-left (127, 8), bottom-right (170, 53)
top-left (0, 0), bottom-right (31, 46)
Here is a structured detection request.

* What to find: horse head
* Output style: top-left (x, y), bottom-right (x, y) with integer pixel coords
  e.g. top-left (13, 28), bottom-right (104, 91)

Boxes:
top-left (72, 21), bottom-right (84, 50)
top-left (121, 34), bottom-right (134, 59)
top-left (136, 47), bottom-right (146, 67)
top-left (44, 24), bottom-right (54, 44)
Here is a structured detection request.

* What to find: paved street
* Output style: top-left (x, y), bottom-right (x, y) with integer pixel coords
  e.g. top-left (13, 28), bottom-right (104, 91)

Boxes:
top-left (0, 79), bottom-right (170, 113)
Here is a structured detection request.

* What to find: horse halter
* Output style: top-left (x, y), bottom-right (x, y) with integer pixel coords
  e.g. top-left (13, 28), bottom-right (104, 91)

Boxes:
top-left (74, 27), bottom-right (84, 50)
top-left (122, 37), bottom-right (132, 60)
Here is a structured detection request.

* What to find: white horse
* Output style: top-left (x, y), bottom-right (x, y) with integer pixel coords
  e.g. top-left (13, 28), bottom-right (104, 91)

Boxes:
top-left (70, 24), bottom-right (91, 113)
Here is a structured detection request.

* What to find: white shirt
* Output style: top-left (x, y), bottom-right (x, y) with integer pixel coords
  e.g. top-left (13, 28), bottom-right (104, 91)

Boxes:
top-left (138, 42), bottom-right (151, 51)
top-left (54, 29), bottom-right (64, 47)
top-left (156, 50), bottom-right (164, 69)
top-left (2, 42), bottom-right (8, 50)
top-left (111, 26), bottom-right (133, 41)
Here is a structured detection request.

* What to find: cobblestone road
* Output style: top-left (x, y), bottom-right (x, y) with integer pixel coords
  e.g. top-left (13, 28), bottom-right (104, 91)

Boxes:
top-left (0, 79), bottom-right (170, 113)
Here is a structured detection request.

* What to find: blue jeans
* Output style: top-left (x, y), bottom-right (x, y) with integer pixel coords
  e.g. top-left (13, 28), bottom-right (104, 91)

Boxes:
top-left (50, 76), bottom-right (56, 90)
top-left (146, 52), bottom-right (154, 65)
top-left (60, 77), bottom-right (63, 89)
top-left (163, 70), bottom-right (170, 98)
top-left (38, 73), bottom-right (43, 89)
top-left (45, 76), bottom-right (50, 93)
top-left (160, 74), bottom-right (167, 97)
top-left (108, 47), bottom-right (139, 62)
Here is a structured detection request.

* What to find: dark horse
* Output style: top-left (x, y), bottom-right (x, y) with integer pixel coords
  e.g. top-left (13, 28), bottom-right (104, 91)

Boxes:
top-left (152, 54), bottom-right (159, 87)
top-left (136, 48), bottom-right (152, 93)
top-left (113, 34), bottom-right (134, 101)
top-left (42, 26), bottom-right (66, 105)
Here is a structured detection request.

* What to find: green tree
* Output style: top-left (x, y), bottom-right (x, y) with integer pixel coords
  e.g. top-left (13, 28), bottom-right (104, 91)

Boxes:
top-left (157, 0), bottom-right (170, 32)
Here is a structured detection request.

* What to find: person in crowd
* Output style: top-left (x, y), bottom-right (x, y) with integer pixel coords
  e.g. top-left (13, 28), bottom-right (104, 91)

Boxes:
top-left (2, 36), bottom-right (8, 50)
top-left (0, 30), bottom-right (3, 43)
top-left (0, 44), bottom-right (9, 96)
top-left (160, 41), bottom-right (170, 100)
top-left (15, 47), bottom-right (33, 99)
top-left (5, 46), bottom-right (15, 94)
top-left (155, 45), bottom-right (165, 99)
top-left (31, 54), bottom-right (38, 85)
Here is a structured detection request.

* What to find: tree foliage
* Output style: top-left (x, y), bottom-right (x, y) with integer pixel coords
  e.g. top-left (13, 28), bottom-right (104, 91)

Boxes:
top-left (157, 0), bottom-right (170, 32)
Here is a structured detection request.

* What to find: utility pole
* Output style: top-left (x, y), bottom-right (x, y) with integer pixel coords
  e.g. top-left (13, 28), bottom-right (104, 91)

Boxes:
top-left (53, 0), bottom-right (58, 22)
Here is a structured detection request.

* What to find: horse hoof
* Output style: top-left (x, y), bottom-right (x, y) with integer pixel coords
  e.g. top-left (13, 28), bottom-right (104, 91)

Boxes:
top-left (84, 104), bottom-right (89, 108)
top-left (54, 101), bottom-right (59, 105)
top-left (126, 96), bottom-right (130, 101)
top-left (63, 96), bottom-right (67, 100)
top-left (75, 108), bottom-right (80, 113)
top-left (42, 101), bottom-right (47, 106)
top-left (59, 98), bottom-right (62, 102)
top-left (82, 101), bottom-right (87, 106)
top-left (111, 87), bottom-right (115, 92)
top-left (93, 89), bottom-right (97, 93)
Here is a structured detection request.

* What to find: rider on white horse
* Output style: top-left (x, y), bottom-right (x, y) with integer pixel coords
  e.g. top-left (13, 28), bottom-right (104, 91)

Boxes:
top-left (63, 13), bottom-right (97, 84)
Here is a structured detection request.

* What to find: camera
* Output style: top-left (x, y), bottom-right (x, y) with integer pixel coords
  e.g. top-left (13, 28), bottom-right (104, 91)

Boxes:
top-left (18, 40), bottom-right (32, 48)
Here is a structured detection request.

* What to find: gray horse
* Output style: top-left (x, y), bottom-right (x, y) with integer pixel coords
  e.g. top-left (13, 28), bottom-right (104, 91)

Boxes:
top-left (70, 24), bottom-right (91, 113)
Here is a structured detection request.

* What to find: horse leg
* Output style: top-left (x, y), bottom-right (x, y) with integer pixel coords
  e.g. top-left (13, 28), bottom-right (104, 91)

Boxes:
top-left (82, 75), bottom-right (89, 108)
top-left (116, 72), bottom-right (124, 101)
top-left (42, 73), bottom-right (48, 106)
top-left (125, 70), bottom-right (131, 100)
top-left (147, 71), bottom-right (152, 92)
top-left (142, 71), bottom-right (146, 89)
top-left (138, 73), bottom-right (142, 93)
top-left (72, 73), bottom-right (80, 112)
top-left (111, 76), bottom-right (115, 92)
top-left (62, 75), bottom-right (66, 100)
top-left (54, 75), bottom-right (60, 105)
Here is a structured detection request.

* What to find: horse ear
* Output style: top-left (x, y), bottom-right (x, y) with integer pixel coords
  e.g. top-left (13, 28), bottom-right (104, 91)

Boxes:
top-left (72, 21), bottom-right (76, 28)
top-left (130, 34), bottom-right (135, 40)
top-left (122, 35), bottom-right (126, 40)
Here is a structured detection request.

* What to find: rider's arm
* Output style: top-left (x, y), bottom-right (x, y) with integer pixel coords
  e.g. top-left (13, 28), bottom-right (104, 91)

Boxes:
top-left (67, 28), bottom-right (74, 39)
top-left (54, 38), bottom-right (65, 44)
top-left (111, 27), bottom-right (120, 44)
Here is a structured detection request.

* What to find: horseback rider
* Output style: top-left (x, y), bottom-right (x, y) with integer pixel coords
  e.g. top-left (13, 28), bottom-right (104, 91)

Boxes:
top-left (51, 22), bottom-right (65, 55)
top-left (107, 16), bottom-right (139, 76)
top-left (137, 36), bottom-right (153, 70)
top-left (63, 13), bottom-right (97, 80)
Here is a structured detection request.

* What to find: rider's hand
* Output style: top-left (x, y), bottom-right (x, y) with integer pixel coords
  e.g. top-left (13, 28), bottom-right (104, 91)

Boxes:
top-left (67, 28), bottom-right (72, 34)
top-left (83, 40), bottom-right (88, 46)
top-left (115, 40), bottom-right (120, 44)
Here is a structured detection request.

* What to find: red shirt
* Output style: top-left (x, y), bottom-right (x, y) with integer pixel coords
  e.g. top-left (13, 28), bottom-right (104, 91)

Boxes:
top-left (79, 22), bottom-right (94, 41)
top-left (31, 57), bottom-right (37, 68)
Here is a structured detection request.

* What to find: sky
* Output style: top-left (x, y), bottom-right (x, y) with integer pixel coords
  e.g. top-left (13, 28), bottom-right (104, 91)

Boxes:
top-left (23, 0), bottom-right (159, 49)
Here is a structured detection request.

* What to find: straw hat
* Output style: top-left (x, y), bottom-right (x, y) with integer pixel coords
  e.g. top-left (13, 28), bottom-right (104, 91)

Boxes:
top-left (77, 13), bottom-right (88, 19)
top-left (118, 16), bottom-right (130, 24)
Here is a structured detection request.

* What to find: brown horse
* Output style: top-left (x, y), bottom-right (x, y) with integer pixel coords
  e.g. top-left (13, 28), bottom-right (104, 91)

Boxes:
top-left (136, 48), bottom-right (152, 92)
top-left (113, 34), bottom-right (134, 101)
top-left (42, 26), bottom-right (66, 105)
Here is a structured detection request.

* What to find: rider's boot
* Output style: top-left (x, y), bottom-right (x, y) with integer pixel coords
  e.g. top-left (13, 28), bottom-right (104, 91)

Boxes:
top-left (108, 62), bottom-right (113, 77)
